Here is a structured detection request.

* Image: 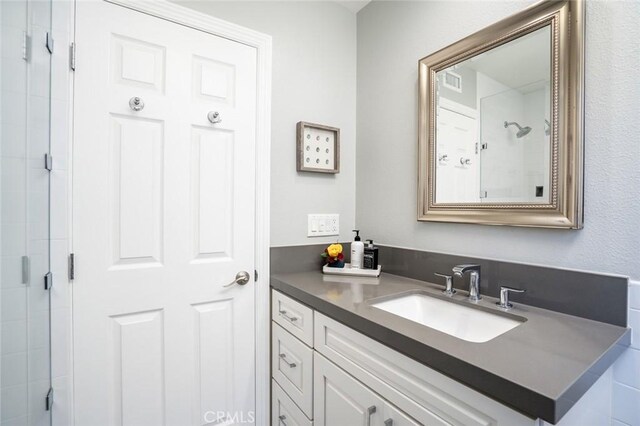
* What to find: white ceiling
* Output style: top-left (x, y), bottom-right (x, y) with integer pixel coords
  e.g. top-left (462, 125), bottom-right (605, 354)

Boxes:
top-left (334, 0), bottom-right (371, 14)
top-left (463, 26), bottom-right (551, 90)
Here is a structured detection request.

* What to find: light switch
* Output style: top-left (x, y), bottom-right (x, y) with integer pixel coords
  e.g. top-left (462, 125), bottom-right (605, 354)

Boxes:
top-left (308, 214), bottom-right (339, 237)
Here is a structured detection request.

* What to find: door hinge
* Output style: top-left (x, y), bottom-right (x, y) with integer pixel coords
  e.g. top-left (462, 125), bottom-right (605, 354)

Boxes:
top-left (44, 272), bottom-right (53, 290)
top-left (21, 256), bottom-right (30, 285)
top-left (481, 143), bottom-right (488, 150)
top-left (22, 31), bottom-right (31, 61)
top-left (69, 253), bottom-right (75, 280)
top-left (480, 190), bottom-right (488, 199)
top-left (45, 153), bottom-right (53, 171)
top-left (46, 32), bottom-right (54, 54)
top-left (69, 42), bottom-right (76, 71)
top-left (254, 270), bottom-right (258, 282)
top-left (45, 387), bottom-right (54, 411)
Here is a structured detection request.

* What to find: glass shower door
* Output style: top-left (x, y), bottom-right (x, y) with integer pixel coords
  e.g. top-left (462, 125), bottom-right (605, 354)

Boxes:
top-left (479, 82), bottom-right (550, 204)
top-left (1, 0), bottom-right (53, 424)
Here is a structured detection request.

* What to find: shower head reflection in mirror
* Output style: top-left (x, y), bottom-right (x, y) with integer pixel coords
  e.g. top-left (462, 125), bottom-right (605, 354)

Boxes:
top-left (504, 121), bottom-right (532, 139)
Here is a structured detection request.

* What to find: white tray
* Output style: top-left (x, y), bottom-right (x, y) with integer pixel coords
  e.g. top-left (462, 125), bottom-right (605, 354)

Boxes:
top-left (322, 263), bottom-right (382, 277)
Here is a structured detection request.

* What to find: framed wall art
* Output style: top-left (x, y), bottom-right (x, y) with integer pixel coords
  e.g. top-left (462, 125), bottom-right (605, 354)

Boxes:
top-left (296, 121), bottom-right (340, 174)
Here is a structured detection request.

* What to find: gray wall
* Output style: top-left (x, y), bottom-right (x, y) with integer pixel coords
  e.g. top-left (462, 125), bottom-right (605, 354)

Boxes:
top-left (356, 1), bottom-right (640, 280)
top-left (175, 1), bottom-right (357, 247)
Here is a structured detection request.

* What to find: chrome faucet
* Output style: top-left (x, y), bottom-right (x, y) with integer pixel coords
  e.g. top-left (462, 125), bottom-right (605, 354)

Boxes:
top-left (452, 264), bottom-right (482, 302)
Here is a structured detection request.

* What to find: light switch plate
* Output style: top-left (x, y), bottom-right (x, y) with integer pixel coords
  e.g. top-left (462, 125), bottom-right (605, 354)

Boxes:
top-left (308, 214), bottom-right (339, 237)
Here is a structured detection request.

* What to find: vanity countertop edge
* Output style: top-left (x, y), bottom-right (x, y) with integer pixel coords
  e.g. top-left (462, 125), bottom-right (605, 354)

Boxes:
top-left (270, 271), bottom-right (631, 424)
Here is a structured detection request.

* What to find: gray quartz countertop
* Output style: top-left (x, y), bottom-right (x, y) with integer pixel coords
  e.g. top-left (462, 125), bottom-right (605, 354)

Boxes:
top-left (271, 271), bottom-right (631, 424)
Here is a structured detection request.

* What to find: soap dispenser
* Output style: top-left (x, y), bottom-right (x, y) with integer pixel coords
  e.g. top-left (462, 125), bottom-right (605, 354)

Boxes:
top-left (363, 239), bottom-right (379, 270)
top-left (350, 230), bottom-right (364, 269)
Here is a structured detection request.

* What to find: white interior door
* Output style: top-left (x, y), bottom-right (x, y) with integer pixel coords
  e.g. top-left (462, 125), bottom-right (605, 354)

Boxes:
top-left (435, 107), bottom-right (478, 203)
top-left (72, 2), bottom-right (257, 425)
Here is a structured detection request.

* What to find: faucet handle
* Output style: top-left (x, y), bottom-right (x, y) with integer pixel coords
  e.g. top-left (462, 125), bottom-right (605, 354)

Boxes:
top-left (434, 273), bottom-right (456, 296)
top-left (497, 286), bottom-right (526, 309)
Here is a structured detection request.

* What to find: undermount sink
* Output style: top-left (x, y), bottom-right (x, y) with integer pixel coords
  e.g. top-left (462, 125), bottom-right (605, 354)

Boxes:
top-left (371, 292), bottom-right (524, 343)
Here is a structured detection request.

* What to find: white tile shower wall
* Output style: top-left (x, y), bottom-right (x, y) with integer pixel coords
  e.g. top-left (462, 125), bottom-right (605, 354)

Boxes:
top-left (476, 73), bottom-right (526, 202)
top-left (612, 281), bottom-right (640, 426)
top-left (0, 11), bottom-right (27, 384)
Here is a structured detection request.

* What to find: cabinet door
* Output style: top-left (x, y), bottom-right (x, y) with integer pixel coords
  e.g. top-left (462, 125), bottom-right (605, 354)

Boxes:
top-left (383, 403), bottom-right (422, 426)
top-left (314, 352), bottom-right (384, 426)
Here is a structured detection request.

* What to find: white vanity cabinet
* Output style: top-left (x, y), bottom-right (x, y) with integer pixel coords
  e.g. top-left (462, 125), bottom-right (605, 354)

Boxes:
top-left (271, 290), bottom-right (536, 426)
top-left (313, 312), bottom-right (535, 426)
top-left (314, 352), bottom-right (422, 426)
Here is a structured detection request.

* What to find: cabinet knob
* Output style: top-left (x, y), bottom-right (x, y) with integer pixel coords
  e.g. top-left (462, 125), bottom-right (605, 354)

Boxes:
top-left (384, 419), bottom-right (394, 426)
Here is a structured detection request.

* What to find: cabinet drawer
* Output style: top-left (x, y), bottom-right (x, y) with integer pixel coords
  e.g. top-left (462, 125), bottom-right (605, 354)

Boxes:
top-left (273, 379), bottom-right (312, 426)
top-left (272, 322), bottom-right (314, 418)
top-left (272, 290), bottom-right (314, 346)
top-left (314, 312), bottom-right (535, 426)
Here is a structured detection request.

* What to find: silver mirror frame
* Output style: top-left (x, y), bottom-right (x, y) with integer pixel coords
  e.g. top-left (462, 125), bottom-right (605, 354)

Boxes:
top-left (418, 0), bottom-right (584, 229)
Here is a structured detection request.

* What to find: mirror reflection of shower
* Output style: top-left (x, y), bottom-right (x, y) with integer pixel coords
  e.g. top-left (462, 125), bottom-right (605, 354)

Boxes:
top-left (504, 121), bottom-right (532, 138)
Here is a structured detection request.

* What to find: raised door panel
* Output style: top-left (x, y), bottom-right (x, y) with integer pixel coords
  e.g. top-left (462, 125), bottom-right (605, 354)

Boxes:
top-left (314, 352), bottom-right (383, 426)
top-left (190, 126), bottom-right (234, 262)
top-left (192, 55), bottom-right (235, 105)
top-left (110, 34), bottom-right (166, 93)
top-left (110, 310), bottom-right (165, 426)
top-left (109, 114), bottom-right (164, 269)
top-left (192, 299), bottom-right (234, 423)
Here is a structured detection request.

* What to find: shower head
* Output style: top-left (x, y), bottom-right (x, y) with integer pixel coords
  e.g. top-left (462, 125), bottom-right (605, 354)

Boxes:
top-left (504, 121), bottom-right (532, 138)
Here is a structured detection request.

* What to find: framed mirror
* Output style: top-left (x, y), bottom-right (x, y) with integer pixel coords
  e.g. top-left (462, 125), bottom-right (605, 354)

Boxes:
top-left (418, 0), bottom-right (584, 228)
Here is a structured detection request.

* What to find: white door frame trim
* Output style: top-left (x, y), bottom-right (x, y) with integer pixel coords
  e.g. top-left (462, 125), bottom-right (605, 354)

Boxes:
top-left (97, 1), bottom-right (272, 423)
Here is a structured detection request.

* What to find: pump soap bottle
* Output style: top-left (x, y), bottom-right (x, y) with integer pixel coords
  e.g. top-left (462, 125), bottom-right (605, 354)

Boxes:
top-left (363, 240), bottom-right (379, 270)
top-left (350, 230), bottom-right (364, 269)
